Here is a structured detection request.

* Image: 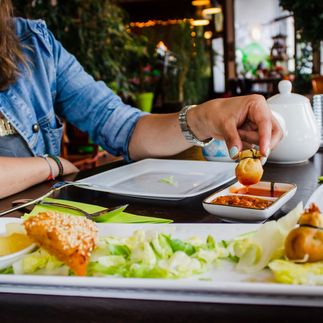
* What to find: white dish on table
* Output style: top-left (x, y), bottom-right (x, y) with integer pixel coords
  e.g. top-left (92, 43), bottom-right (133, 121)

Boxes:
top-left (1, 220), bottom-right (323, 307)
top-left (305, 184), bottom-right (323, 210)
top-left (77, 159), bottom-right (236, 200)
top-left (0, 218), bottom-right (36, 270)
top-left (202, 181), bottom-right (297, 222)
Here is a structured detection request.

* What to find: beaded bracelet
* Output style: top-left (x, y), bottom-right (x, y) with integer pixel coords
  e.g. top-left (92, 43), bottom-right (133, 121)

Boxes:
top-left (40, 155), bottom-right (55, 180)
top-left (48, 155), bottom-right (64, 177)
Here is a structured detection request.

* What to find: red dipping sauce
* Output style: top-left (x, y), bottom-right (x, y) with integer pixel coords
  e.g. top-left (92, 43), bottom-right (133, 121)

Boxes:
top-left (229, 186), bottom-right (287, 198)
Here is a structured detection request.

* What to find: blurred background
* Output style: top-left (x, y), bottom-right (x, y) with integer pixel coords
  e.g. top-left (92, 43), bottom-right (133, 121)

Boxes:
top-left (13, 0), bottom-right (323, 166)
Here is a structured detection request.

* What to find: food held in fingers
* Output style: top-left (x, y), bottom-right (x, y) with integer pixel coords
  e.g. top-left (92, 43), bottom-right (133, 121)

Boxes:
top-left (235, 149), bottom-right (264, 186)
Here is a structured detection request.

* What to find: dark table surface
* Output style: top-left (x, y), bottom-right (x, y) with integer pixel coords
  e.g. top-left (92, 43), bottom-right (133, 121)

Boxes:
top-left (1, 151), bottom-right (323, 323)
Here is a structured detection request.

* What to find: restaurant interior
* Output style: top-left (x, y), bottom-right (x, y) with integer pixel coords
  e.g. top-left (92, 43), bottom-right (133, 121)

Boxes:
top-left (1, 1), bottom-right (323, 322)
top-left (14, 0), bottom-right (323, 169)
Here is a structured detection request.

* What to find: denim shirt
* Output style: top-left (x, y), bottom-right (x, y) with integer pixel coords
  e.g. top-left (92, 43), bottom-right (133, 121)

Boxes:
top-left (0, 18), bottom-right (145, 160)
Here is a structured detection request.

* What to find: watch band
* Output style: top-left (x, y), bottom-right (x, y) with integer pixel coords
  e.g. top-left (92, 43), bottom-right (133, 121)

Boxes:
top-left (178, 105), bottom-right (214, 147)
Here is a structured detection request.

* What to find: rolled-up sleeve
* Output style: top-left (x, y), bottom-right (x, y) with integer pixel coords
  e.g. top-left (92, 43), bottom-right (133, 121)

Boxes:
top-left (47, 28), bottom-right (145, 160)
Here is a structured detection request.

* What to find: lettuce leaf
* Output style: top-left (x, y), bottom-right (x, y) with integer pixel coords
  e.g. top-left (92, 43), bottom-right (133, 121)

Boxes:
top-left (12, 248), bottom-right (69, 275)
top-left (269, 259), bottom-right (323, 285)
top-left (233, 202), bottom-right (303, 273)
top-left (88, 230), bottom-right (223, 279)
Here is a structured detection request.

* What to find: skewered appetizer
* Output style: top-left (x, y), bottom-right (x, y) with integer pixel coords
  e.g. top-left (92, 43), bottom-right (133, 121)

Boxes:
top-left (235, 149), bottom-right (264, 186)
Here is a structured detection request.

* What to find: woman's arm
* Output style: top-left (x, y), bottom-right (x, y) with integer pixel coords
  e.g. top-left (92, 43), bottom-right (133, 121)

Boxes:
top-left (129, 95), bottom-right (283, 161)
top-left (0, 156), bottom-right (78, 199)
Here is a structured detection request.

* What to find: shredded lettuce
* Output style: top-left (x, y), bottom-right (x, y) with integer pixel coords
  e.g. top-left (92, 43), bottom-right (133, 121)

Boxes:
top-left (0, 229), bottom-right (230, 279)
top-left (88, 230), bottom-right (223, 278)
top-left (0, 266), bottom-right (14, 274)
top-left (12, 248), bottom-right (69, 276)
top-left (232, 202), bottom-right (303, 273)
top-left (269, 259), bottom-right (323, 285)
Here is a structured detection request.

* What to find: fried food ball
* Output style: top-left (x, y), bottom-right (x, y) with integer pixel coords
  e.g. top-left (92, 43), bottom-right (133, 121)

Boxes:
top-left (235, 149), bottom-right (264, 186)
top-left (285, 204), bottom-right (323, 263)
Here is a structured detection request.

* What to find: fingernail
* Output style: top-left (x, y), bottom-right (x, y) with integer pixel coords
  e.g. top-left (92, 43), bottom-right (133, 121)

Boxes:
top-left (261, 147), bottom-right (271, 165)
top-left (229, 146), bottom-right (239, 159)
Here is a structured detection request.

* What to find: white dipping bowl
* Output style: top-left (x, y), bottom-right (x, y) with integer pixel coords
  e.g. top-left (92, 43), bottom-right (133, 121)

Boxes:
top-left (0, 218), bottom-right (36, 270)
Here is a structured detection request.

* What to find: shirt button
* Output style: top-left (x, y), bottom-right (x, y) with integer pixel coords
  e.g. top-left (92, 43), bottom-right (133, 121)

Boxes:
top-left (32, 123), bottom-right (39, 133)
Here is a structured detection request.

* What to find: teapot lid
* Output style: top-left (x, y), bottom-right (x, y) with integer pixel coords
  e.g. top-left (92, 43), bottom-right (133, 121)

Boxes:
top-left (267, 80), bottom-right (310, 105)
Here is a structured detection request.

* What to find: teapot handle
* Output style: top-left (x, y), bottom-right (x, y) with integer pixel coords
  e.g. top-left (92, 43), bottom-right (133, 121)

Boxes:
top-left (272, 111), bottom-right (287, 139)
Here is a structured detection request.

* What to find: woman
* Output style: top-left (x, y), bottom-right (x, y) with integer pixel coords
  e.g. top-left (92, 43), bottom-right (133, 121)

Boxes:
top-left (0, 0), bottom-right (282, 198)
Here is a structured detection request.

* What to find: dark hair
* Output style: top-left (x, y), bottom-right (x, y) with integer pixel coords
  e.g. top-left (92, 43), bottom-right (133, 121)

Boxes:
top-left (0, 0), bottom-right (28, 91)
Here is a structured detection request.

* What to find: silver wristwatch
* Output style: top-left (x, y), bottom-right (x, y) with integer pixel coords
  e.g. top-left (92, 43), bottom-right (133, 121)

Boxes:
top-left (178, 105), bottom-right (214, 147)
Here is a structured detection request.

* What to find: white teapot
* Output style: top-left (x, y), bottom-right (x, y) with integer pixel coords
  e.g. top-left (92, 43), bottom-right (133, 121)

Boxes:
top-left (267, 80), bottom-right (320, 164)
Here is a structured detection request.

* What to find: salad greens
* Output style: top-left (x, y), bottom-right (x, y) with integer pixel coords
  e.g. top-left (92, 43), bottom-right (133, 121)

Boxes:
top-left (232, 202), bottom-right (303, 274)
top-left (269, 260), bottom-right (323, 285)
top-left (4, 230), bottom-right (228, 279)
top-left (88, 230), bottom-right (228, 278)
top-left (2, 202), bottom-right (323, 285)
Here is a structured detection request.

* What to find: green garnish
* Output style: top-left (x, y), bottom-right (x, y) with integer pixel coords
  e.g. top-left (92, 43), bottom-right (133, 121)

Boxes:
top-left (159, 175), bottom-right (177, 186)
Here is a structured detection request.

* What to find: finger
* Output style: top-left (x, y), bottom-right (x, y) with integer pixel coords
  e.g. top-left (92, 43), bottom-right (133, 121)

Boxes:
top-left (239, 120), bottom-right (258, 132)
top-left (254, 116), bottom-right (271, 156)
top-left (221, 121), bottom-right (243, 159)
top-left (250, 144), bottom-right (268, 165)
top-left (247, 96), bottom-right (272, 156)
top-left (238, 129), bottom-right (259, 145)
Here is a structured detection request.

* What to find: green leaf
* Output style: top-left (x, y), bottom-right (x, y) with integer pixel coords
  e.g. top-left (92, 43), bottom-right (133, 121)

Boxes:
top-left (108, 244), bottom-right (131, 258)
top-left (170, 239), bottom-right (196, 256)
top-left (0, 266), bottom-right (14, 274)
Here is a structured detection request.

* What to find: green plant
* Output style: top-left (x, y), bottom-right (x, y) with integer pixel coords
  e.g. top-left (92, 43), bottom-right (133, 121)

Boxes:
top-left (279, 1), bottom-right (323, 49)
top-left (129, 63), bottom-right (160, 94)
top-left (14, 0), bottom-right (148, 100)
top-left (137, 21), bottom-right (211, 105)
top-left (279, 0), bottom-right (323, 75)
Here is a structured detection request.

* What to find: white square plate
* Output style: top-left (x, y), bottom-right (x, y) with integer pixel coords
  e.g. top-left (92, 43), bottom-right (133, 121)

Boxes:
top-left (203, 181), bottom-right (297, 222)
top-left (77, 159), bottom-right (236, 200)
top-left (1, 220), bottom-right (323, 307)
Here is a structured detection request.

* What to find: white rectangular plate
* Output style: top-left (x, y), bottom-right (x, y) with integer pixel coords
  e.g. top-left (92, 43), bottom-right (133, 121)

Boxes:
top-left (77, 159), bottom-right (236, 200)
top-left (203, 181), bottom-right (297, 222)
top-left (306, 184), bottom-right (323, 210)
top-left (1, 221), bottom-right (323, 306)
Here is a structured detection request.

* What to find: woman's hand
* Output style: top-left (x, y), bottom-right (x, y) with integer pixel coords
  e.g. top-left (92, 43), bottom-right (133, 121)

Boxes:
top-left (187, 94), bottom-right (283, 159)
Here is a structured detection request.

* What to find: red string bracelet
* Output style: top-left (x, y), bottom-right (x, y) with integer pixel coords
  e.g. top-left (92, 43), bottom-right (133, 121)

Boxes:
top-left (40, 155), bottom-right (55, 180)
